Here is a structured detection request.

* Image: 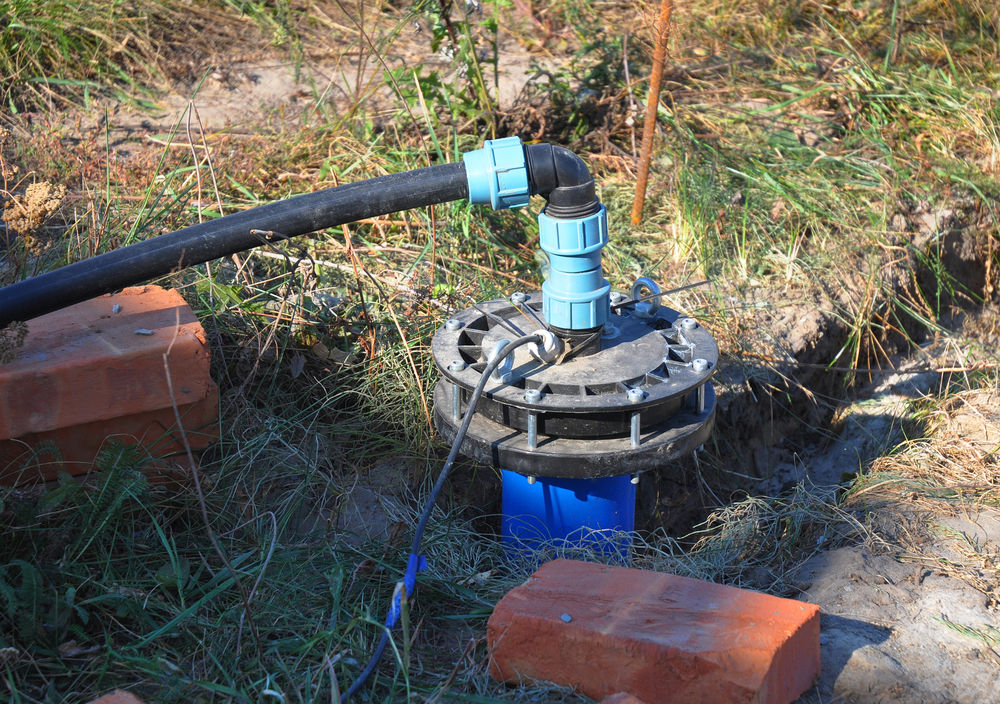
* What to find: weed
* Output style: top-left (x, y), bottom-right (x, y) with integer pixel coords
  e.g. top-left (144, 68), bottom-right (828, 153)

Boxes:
top-left (2, 181), bottom-right (66, 253)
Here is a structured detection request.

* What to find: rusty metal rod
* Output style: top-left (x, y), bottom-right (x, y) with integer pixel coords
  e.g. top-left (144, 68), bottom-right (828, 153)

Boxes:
top-left (630, 0), bottom-right (674, 226)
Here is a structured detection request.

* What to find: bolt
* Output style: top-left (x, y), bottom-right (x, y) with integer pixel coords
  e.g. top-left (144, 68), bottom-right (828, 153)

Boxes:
top-left (692, 358), bottom-right (710, 372)
top-left (681, 317), bottom-right (698, 331)
top-left (627, 388), bottom-right (645, 403)
top-left (445, 319), bottom-right (462, 331)
top-left (511, 292), bottom-right (527, 305)
top-left (452, 383), bottom-right (462, 421)
top-left (448, 359), bottom-right (466, 372)
top-left (527, 475), bottom-right (537, 485)
top-left (631, 474), bottom-right (640, 485)
top-left (524, 388), bottom-right (542, 403)
top-left (696, 384), bottom-right (706, 414)
top-left (610, 292), bottom-right (624, 306)
top-left (527, 412), bottom-right (538, 451)
top-left (631, 411), bottom-right (641, 447)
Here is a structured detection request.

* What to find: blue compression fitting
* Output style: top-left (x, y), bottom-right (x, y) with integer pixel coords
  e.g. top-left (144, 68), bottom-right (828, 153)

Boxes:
top-left (463, 137), bottom-right (530, 211)
top-left (463, 136), bottom-right (610, 330)
top-left (539, 205), bottom-right (610, 330)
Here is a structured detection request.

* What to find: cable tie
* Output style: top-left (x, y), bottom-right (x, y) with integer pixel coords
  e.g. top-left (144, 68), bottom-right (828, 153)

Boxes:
top-left (384, 553), bottom-right (427, 628)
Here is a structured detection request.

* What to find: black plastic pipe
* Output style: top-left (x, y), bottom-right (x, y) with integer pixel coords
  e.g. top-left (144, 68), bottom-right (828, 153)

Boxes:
top-left (0, 162), bottom-right (468, 327)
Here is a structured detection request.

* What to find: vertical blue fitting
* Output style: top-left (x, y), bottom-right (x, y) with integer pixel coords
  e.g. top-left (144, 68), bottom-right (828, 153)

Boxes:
top-left (501, 470), bottom-right (634, 561)
top-left (463, 137), bottom-right (530, 211)
top-left (539, 206), bottom-right (610, 330)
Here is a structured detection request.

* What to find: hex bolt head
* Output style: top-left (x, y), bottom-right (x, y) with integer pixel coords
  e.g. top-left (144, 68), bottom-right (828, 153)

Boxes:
top-left (692, 358), bottom-right (710, 372)
top-left (511, 292), bottom-right (527, 305)
top-left (448, 360), bottom-right (467, 372)
top-left (609, 292), bottom-right (624, 305)
top-left (681, 317), bottom-right (698, 331)
top-left (524, 388), bottom-right (542, 403)
top-left (445, 319), bottom-right (463, 331)
top-left (627, 388), bottom-right (645, 403)
top-left (527, 475), bottom-right (537, 485)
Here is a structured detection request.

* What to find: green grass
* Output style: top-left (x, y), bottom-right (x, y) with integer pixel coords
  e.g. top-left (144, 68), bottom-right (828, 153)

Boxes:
top-left (0, 0), bottom-right (172, 108)
top-left (0, 0), bottom-right (309, 111)
top-left (1, 0), bottom-right (1000, 700)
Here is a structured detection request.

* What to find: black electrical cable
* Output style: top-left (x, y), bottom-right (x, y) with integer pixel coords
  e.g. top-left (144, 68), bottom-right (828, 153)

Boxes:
top-left (340, 333), bottom-right (541, 703)
top-left (0, 162), bottom-right (468, 327)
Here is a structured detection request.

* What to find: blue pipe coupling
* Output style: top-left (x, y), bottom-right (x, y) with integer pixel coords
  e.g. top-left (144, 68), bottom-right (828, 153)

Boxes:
top-left (463, 136), bottom-right (530, 211)
top-left (539, 205), bottom-right (610, 330)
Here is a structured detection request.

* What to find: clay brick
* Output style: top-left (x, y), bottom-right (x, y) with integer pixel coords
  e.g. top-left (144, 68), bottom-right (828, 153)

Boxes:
top-left (0, 286), bottom-right (217, 482)
top-left (0, 286), bottom-right (211, 439)
top-left (0, 378), bottom-right (218, 483)
top-left (85, 690), bottom-right (146, 704)
top-left (488, 559), bottom-right (820, 704)
top-left (600, 694), bottom-right (650, 704)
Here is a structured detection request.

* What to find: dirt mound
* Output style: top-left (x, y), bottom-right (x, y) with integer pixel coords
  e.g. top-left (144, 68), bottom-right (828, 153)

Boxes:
top-left (792, 390), bottom-right (1000, 702)
top-left (796, 540), bottom-right (1000, 703)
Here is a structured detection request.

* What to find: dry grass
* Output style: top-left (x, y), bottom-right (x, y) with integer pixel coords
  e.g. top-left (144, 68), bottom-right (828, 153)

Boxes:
top-left (0, 0), bottom-right (999, 701)
top-left (846, 387), bottom-right (1000, 507)
top-left (843, 383), bottom-right (1000, 607)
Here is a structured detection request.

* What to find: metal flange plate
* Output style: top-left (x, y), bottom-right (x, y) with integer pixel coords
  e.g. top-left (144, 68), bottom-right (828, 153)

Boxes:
top-left (433, 381), bottom-right (717, 478)
top-left (431, 293), bottom-right (719, 438)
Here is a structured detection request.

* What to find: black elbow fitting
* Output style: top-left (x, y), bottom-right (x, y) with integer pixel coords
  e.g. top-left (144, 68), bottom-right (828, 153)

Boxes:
top-left (524, 144), bottom-right (601, 218)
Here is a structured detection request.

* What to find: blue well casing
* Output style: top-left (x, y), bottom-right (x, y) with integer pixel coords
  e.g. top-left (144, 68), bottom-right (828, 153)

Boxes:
top-left (463, 137), bottom-right (531, 211)
top-left (501, 470), bottom-right (635, 560)
top-left (538, 206), bottom-right (610, 330)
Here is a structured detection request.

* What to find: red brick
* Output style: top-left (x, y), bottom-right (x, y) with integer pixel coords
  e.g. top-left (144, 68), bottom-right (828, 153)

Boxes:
top-left (0, 286), bottom-right (217, 482)
top-left (0, 378), bottom-right (217, 483)
top-left (600, 694), bottom-right (650, 704)
top-left (0, 286), bottom-right (211, 438)
top-left (85, 691), bottom-right (146, 704)
top-left (488, 559), bottom-right (820, 704)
